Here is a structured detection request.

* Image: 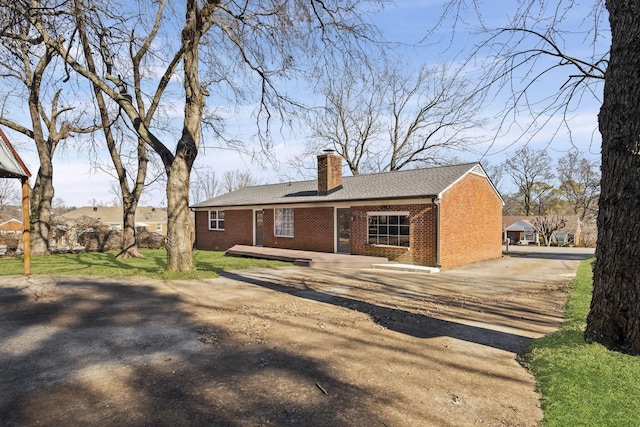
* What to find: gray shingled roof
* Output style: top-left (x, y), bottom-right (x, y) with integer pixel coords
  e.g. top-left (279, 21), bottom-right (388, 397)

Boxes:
top-left (191, 162), bottom-right (490, 209)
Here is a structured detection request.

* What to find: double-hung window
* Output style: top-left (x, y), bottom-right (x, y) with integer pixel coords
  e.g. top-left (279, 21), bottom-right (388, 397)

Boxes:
top-left (274, 208), bottom-right (294, 237)
top-left (209, 210), bottom-right (225, 230)
top-left (368, 212), bottom-right (410, 247)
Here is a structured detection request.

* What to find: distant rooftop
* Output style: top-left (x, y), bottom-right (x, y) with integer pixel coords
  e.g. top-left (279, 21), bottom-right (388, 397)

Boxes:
top-left (62, 206), bottom-right (168, 224)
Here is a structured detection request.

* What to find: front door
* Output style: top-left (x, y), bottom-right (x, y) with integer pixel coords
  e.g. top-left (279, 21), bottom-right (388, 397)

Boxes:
top-left (336, 208), bottom-right (351, 253)
top-left (255, 210), bottom-right (263, 246)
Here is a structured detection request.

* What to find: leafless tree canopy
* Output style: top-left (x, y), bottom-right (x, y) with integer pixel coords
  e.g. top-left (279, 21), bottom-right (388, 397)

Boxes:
top-left (290, 62), bottom-right (485, 177)
top-left (7, 0), bottom-right (383, 270)
top-left (503, 146), bottom-right (555, 216)
top-left (190, 169), bottom-right (220, 204)
top-left (0, 2), bottom-right (99, 256)
top-left (556, 151), bottom-right (600, 221)
top-left (431, 0), bottom-right (607, 151)
top-left (221, 169), bottom-right (260, 195)
top-left (0, 180), bottom-right (19, 208)
top-left (530, 214), bottom-right (567, 247)
top-left (190, 168), bottom-right (259, 202)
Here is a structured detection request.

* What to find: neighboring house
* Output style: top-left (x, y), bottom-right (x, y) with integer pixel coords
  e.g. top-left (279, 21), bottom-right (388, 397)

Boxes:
top-left (191, 151), bottom-right (505, 270)
top-left (62, 206), bottom-right (169, 235)
top-left (0, 218), bottom-right (22, 235)
top-left (503, 215), bottom-right (581, 246)
top-left (0, 205), bottom-right (23, 224)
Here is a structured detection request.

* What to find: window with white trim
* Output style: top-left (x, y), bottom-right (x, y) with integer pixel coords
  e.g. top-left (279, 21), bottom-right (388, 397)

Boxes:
top-left (368, 213), bottom-right (410, 247)
top-left (274, 208), bottom-right (294, 237)
top-left (209, 210), bottom-right (225, 230)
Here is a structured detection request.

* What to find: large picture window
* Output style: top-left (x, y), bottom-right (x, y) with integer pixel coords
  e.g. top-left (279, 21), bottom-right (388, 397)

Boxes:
top-left (209, 210), bottom-right (225, 230)
top-left (368, 213), bottom-right (410, 247)
top-left (274, 208), bottom-right (294, 237)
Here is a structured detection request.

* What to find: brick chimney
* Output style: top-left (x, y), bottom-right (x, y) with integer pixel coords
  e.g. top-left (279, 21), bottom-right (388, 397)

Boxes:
top-left (317, 149), bottom-right (343, 195)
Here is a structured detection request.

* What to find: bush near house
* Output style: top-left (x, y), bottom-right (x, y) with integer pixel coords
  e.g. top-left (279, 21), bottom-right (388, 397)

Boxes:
top-left (78, 225), bottom-right (122, 252)
top-left (44, 216), bottom-right (166, 253)
top-left (136, 228), bottom-right (166, 249)
top-left (0, 234), bottom-right (20, 253)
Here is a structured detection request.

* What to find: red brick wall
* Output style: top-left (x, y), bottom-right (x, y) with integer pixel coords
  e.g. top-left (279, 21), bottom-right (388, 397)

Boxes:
top-left (317, 153), bottom-right (342, 193)
top-left (194, 209), bottom-right (253, 251)
top-left (194, 173), bottom-right (502, 269)
top-left (439, 173), bottom-right (503, 269)
top-left (263, 207), bottom-right (335, 252)
top-left (350, 204), bottom-right (438, 266)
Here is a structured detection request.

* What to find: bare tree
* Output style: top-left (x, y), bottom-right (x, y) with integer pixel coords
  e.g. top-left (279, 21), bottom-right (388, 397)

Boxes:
top-left (190, 168), bottom-right (219, 203)
top-left (75, 9), bottom-right (153, 259)
top-left (503, 146), bottom-right (555, 215)
top-left (294, 62), bottom-right (484, 176)
top-left (0, 179), bottom-right (18, 208)
top-left (0, 8), bottom-right (96, 255)
top-left (531, 182), bottom-right (560, 215)
top-left (382, 65), bottom-right (484, 172)
top-left (436, 1), bottom-right (608, 148)
top-left (530, 214), bottom-right (566, 247)
top-left (24, 0), bottom-right (381, 271)
top-left (586, 0), bottom-right (640, 354)
top-left (557, 151), bottom-right (600, 222)
top-left (221, 170), bottom-right (260, 195)
top-left (51, 197), bottom-right (70, 214)
top-left (482, 160), bottom-right (507, 196)
top-left (301, 66), bottom-right (384, 176)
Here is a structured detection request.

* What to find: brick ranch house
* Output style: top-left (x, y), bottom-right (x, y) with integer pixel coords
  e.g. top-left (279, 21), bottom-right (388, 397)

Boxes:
top-left (191, 152), bottom-right (504, 270)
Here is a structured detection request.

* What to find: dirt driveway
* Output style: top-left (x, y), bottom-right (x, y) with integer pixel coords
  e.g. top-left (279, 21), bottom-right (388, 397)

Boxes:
top-left (0, 250), bottom-right (590, 426)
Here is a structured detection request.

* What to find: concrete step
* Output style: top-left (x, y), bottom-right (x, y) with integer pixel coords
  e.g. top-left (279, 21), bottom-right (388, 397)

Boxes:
top-left (372, 263), bottom-right (440, 274)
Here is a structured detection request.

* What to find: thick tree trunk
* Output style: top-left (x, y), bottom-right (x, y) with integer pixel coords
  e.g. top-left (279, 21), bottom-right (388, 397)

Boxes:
top-left (30, 164), bottom-right (53, 256)
top-left (116, 198), bottom-right (143, 259)
top-left (585, 0), bottom-right (640, 355)
top-left (166, 154), bottom-right (193, 271)
top-left (163, 0), bottom-right (204, 272)
top-left (26, 53), bottom-right (54, 257)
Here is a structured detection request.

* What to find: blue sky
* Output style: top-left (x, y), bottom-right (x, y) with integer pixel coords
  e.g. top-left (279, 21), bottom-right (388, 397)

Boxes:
top-left (2, 1), bottom-right (606, 207)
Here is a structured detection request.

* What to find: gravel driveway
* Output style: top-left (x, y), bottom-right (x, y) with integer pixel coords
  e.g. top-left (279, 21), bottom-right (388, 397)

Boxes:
top-left (0, 249), bottom-right (591, 426)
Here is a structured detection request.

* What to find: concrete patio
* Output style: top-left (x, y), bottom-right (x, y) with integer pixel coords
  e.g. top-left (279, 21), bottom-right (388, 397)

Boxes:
top-left (225, 245), bottom-right (392, 268)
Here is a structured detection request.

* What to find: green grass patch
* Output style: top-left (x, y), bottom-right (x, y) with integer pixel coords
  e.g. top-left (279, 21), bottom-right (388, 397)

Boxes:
top-left (522, 259), bottom-right (640, 426)
top-left (0, 249), bottom-right (291, 280)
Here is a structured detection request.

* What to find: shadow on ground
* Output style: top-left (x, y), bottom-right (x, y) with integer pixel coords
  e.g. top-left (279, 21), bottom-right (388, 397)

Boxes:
top-left (0, 278), bottom-right (375, 426)
top-left (220, 271), bottom-right (534, 354)
top-left (503, 249), bottom-right (594, 261)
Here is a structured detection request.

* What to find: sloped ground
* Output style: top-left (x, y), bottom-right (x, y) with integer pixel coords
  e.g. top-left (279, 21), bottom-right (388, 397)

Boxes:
top-left (0, 253), bottom-right (585, 426)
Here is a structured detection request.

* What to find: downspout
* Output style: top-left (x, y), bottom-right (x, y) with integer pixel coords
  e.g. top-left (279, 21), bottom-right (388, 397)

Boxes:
top-left (433, 197), bottom-right (441, 268)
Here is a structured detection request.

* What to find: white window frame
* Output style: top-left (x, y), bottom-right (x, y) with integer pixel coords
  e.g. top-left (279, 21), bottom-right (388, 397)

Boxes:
top-left (155, 223), bottom-right (163, 232)
top-left (367, 211), bottom-right (410, 248)
top-left (274, 208), bottom-right (294, 237)
top-left (208, 210), bottom-right (225, 231)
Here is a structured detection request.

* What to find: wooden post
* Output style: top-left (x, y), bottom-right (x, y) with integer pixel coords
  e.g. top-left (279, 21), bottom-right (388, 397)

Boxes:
top-left (21, 176), bottom-right (30, 275)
